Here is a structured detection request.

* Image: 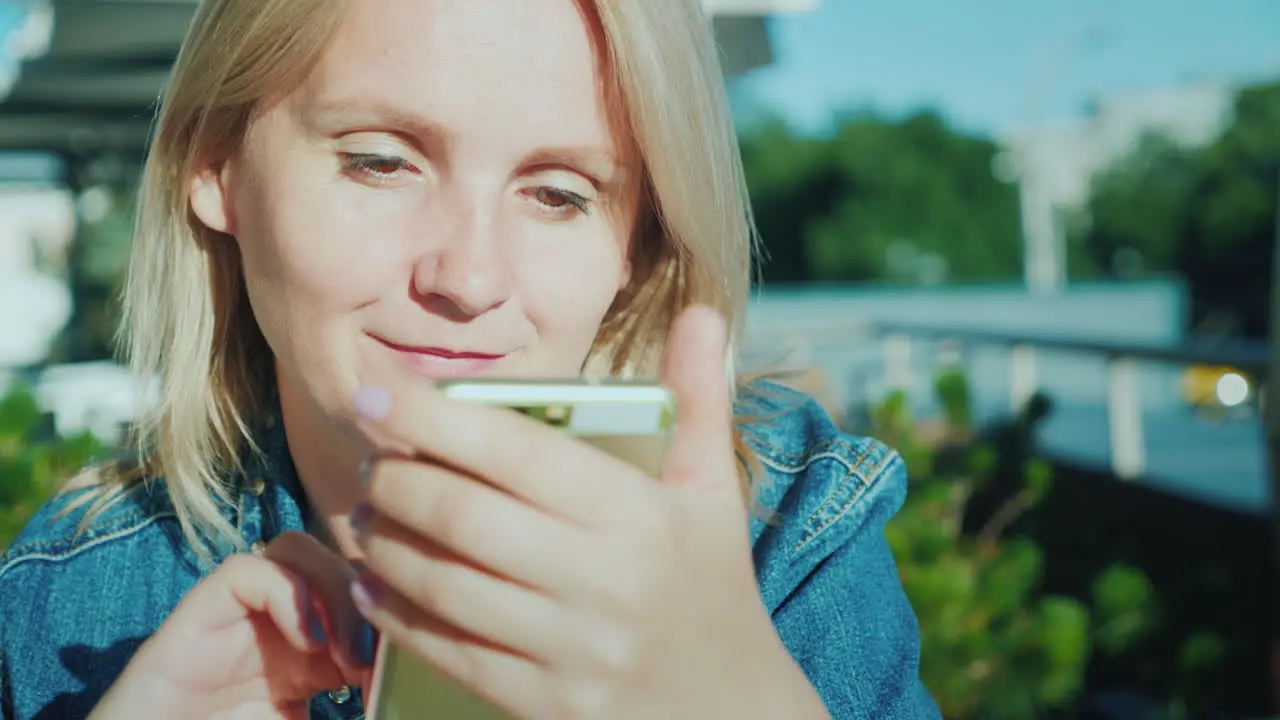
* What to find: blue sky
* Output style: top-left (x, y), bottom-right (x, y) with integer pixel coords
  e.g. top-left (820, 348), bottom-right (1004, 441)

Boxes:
top-left (1, 1), bottom-right (1277, 139)
top-left (737, 0), bottom-right (1280, 136)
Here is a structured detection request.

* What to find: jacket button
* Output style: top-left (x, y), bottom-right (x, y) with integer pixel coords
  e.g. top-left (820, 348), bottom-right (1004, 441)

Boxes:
top-left (250, 541), bottom-right (267, 555)
top-left (250, 478), bottom-right (267, 496)
top-left (328, 685), bottom-right (352, 704)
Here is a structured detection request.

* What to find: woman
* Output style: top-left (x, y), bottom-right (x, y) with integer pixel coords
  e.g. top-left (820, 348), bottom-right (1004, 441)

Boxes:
top-left (0, 0), bottom-right (940, 718)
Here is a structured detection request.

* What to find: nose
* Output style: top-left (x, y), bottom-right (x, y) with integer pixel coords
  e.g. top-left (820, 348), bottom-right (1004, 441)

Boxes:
top-left (411, 199), bottom-right (513, 318)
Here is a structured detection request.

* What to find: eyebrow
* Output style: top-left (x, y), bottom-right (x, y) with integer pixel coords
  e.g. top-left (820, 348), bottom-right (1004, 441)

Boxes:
top-left (301, 97), bottom-right (627, 183)
top-left (301, 98), bottom-right (453, 147)
top-left (523, 146), bottom-right (627, 186)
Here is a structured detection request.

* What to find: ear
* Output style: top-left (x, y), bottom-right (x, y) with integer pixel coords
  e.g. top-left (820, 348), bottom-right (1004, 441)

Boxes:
top-left (189, 160), bottom-right (235, 234)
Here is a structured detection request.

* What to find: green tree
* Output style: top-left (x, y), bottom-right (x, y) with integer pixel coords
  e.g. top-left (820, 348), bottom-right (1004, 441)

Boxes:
top-left (1070, 132), bottom-right (1198, 278)
top-left (1075, 81), bottom-right (1280, 338)
top-left (739, 109), bottom-right (1023, 286)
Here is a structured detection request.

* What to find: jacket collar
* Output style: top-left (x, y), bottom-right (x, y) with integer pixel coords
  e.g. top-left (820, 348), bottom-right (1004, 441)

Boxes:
top-left (173, 393), bottom-right (311, 573)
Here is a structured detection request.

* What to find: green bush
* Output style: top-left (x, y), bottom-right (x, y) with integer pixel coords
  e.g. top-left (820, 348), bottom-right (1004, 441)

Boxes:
top-left (0, 384), bottom-right (105, 550)
top-left (873, 368), bottom-right (1159, 719)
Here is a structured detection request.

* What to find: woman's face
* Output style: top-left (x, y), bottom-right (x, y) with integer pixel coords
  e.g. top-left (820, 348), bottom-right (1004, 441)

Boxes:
top-left (191, 0), bottom-right (641, 423)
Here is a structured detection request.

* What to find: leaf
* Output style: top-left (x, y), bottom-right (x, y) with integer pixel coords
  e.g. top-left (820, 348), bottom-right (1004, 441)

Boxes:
top-left (967, 444), bottom-right (998, 478)
top-left (1034, 597), bottom-right (1091, 673)
top-left (1023, 458), bottom-right (1053, 503)
top-left (0, 385), bottom-right (41, 440)
top-left (934, 368), bottom-right (973, 430)
top-left (980, 539), bottom-right (1043, 615)
top-left (1091, 563), bottom-right (1159, 655)
top-left (1178, 632), bottom-right (1226, 676)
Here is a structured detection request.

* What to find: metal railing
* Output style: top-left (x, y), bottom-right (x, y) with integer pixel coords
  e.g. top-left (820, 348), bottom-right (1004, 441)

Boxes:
top-left (871, 323), bottom-right (1271, 481)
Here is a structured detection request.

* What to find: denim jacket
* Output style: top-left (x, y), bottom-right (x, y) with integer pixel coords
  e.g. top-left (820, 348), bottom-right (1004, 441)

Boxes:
top-left (0, 382), bottom-right (940, 719)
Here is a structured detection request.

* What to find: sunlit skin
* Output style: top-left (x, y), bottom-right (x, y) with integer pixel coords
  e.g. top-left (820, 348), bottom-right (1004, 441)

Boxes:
top-left (189, 0), bottom-right (642, 556)
top-left (93, 1), bottom-right (832, 717)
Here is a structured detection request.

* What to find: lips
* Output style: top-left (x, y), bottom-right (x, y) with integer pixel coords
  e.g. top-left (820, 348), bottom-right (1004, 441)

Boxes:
top-left (369, 334), bottom-right (508, 380)
top-left (387, 342), bottom-right (502, 360)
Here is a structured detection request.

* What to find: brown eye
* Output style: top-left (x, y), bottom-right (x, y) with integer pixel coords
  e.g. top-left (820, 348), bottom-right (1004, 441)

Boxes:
top-left (340, 153), bottom-right (416, 184)
top-left (535, 188), bottom-right (568, 207)
top-left (532, 187), bottom-right (589, 213)
top-left (361, 157), bottom-right (404, 175)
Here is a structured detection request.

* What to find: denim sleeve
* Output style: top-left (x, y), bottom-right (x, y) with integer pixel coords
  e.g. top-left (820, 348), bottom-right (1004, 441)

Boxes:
top-left (1, 583), bottom-right (9, 720)
top-left (772, 465), bottom-right (941, 720)
top-left (1, 649), bottom-right (11, 720)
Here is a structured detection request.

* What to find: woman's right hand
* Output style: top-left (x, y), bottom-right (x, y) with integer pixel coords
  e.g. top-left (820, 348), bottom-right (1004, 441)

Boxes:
top-left (88, 532), bottom-right (374, 720)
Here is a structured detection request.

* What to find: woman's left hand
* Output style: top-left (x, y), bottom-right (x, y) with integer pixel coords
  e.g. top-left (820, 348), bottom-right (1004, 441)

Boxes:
top-left (348, 306), bottom-right (829, 720)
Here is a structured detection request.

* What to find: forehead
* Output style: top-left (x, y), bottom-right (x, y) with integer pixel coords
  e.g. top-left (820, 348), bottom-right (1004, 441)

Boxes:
top-left (290, 0), bottom-right (621, 153)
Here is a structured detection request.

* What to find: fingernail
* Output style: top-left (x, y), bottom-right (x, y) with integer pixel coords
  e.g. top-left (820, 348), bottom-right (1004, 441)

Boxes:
top-left (307, 608), bottom-right (328, 645)
top-left (348, 578), bottom-right (380, 666)
top-left (354, 386), bottom-right (390, 421)
top-left (349, 504), bottom-right (373, 534)
top-left (351, 575), bottom-right (378, 610)
top-left (355, 619), bottom-right (378, 666)
top-left (298, 586), bottom-right (327, 645)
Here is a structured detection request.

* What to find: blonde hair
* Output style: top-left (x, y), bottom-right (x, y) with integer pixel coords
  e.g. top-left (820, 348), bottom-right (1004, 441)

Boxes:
top-left (98, 0), bottom-right (759, 563)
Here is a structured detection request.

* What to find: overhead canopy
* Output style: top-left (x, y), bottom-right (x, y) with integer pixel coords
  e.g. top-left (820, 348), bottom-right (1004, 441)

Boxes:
top-left (0, 1), bottom-right (194, 159)
top-left (0, 0), bottom-right (816, 161)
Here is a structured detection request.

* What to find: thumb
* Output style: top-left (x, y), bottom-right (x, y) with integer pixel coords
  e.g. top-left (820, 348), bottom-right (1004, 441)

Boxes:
top-left (660, 305), bottom-right (737, 493)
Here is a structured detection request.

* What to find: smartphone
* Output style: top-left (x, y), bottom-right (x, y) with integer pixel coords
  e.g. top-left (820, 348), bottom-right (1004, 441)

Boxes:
top-left (364, 378), bottom-right (675, 719)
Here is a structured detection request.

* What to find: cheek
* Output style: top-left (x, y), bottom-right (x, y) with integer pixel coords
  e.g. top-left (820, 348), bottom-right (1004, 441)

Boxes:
top-left (234, 174), bottom-right (405, 312)
top-left (517, 235), bottom-right (626, 344)
top-left (228, 154), bottom-right (416, 402)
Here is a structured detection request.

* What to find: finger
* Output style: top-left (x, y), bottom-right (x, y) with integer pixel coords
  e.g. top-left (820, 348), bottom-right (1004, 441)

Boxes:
top-left (363, 456), bottom-right (589, 593)
top-left (350, 574), bottom-right (554, 720)
top-left (355, 509), bottom-right (570, 662)
top-left (352, 383), bottom-right (648, 527)
top-left (659, 306), bottom-right (738, 490)
top-left (251, 618), bottom-right (348, 701)
top-left (263, 532), bottom-right (378, 673)
top-left (175, 554), bottom-right (319, 655)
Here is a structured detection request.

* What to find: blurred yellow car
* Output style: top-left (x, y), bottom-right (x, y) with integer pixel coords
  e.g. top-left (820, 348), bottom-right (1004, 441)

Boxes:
top-left (1181, 364), bottom-right (1258, 414)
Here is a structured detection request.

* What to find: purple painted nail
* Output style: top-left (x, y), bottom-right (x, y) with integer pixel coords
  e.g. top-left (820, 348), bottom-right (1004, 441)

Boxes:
top-left (349, 503), bottom-right (373, 534)
top-left (352, 617), bottom-right (378, 667)
top-left (306, 607), bottom-right (328, 645)
top-left (353, 386), bottom-right (390, 421)
top-left (296, 585), bottom-right (327, 645)
top-left (351, 576), bottom-right (378, 610)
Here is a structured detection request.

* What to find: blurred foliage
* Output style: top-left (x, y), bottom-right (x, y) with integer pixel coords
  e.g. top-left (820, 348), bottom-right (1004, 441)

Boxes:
top-left (739, 109), bottom-right (1023, 286)
top-left (0, 384), bottom-right (104, 550)
top-left (876, 368), bottom-right (1163, 719)
top-left (1071, 81), bottom-right (1280, 339)
top-left (1090, 564), bottom-right (1160, 658)
top-left (48, 183), bottom-right (135, 364)
top-left (738, 82), bottom-right (1279, 341)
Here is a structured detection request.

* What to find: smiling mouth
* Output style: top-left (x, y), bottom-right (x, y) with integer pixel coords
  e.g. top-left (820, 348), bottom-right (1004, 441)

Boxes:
top-left (369, 334), bottom-right (508, 379)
